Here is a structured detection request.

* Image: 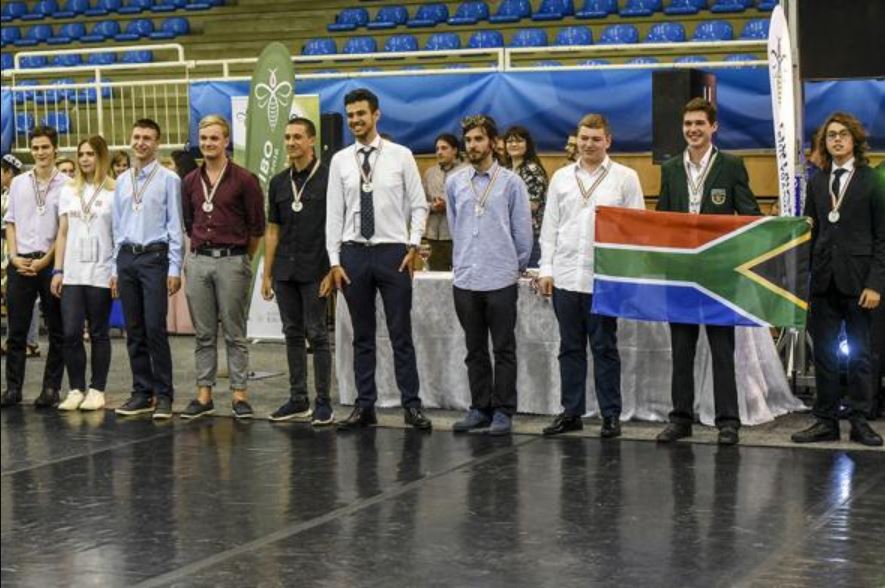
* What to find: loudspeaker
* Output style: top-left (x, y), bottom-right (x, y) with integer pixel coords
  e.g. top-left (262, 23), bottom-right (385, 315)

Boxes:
top-left (651, 70), bottom-right (717, 164)
top-left (320, 112), bottom-right (344, 167)
top-left (798, 0), bottom-right (883, 80)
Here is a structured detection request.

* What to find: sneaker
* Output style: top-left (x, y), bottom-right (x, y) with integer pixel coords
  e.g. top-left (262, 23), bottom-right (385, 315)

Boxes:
top-left (58, 390), bottom-right (85, 411)
top-left (152, 396), bottom-right (173, 420)
top-left (311, 403), bottom-right (335, 427)
top-left (79, 389), bottom-right (106, 411)
top-left (181, 399), bottom-right (215, 420)
top-left (453, 408), bottom-right (492, 433)
top-left (116, 394), bottom-right (154, 416)
top-left (232, 399), bottom-right (254, 420)
top-left (488, 411), bottom-right (512, 436)
top-left (269, 399), bottom-right (312, 422)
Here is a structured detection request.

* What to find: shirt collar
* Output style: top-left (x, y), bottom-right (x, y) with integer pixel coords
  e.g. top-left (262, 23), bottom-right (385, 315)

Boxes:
top-left (134, 159), bottom-right (159, 179)
top-left (355, 134), bottom-right (382, 153)
top-left (469, 160), bottom-right (499, 180)
top-left (576, 156), bottom-right (610, 177)
top-left (291, 156), bottom-right (318, 177)
top-left (684, 145), bottom-right (715, 170)
top-left (832, 158), bottom-right (855, 174)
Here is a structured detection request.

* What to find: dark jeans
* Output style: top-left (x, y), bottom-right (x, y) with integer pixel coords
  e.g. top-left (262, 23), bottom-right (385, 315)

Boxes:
top-left (552, 288), bottom-right (621, 418)
top-left (809, 282), bottom-right (873, 423)
top-left (116, 248), bottom-right (174, 399)
top-left (340, 243), bottom-right (421, 409)
top-left (528, 236), bottom-right (541, 268)
top-left (61, 285), bottom-right (112, 392)
top-left (274, 278), bottom-right (331, 406)
top-left (5, 263), bottom-right (64, 392)
top-left (453, 284), bottom-right (518, 416)
top-left (669, 323), bottom-right (739, 429)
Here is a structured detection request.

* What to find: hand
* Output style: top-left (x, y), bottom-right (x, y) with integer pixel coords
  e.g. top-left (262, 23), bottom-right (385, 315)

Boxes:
top-left (50, 273), bottom-right (64, 298)
top-left (859, 288), bottom-right (881, 310)
top-left (261, 275), bottom-right (274, 301)
top-left (109, 277), bottom-right (118, 299)
top-left (399, 248), bottom-right (417, 278)
top-left (12, 256), bottom-right (36, 276)
top-left (432, 198), bottom-right (446, 213)
top-left (318, 273), bottom-right (334, 298)
top-left (325, 266), bottom-right (351, 295)
top-left (537, 277), bottom-right (554, 297)
top-left (167, 276), bottom-right (182, 296)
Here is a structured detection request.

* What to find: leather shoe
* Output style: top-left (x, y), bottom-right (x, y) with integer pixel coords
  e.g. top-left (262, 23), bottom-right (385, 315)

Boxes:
top-left (718, 426), bottom-right (739, 445)
top-left (656, 422), bottom-right (692, 443)
top-left (600, 416), bottom-right (621, 439)
top-left (1, 389), bottom-right (23, 408)
top-left (849, 420), bottom-right (883, 447)
top-left (543, 413), bottom-right (583, 436)
top-left (791, 420), bottom-right (839, 444)
top-left (337, 405), bottom-right (377, 431)
top-left (34, 388), bottom-right (60, 409)
top-left (404, 407), bottom-right (432, 430)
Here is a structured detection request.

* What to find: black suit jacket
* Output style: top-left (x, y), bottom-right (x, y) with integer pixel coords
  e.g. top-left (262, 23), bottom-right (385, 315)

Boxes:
top-left (656, 149), bottom-right (761, 216)
top-left (804, 165), bottom-right (885, 296)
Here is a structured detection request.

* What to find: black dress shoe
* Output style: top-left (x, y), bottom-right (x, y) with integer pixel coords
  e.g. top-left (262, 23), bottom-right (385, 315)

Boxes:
top-left (34, 388), bottom-right (60, 409)
top-left (600, 416), bottom-right (621, 439)
top-left (718, 426), bottom-right (739, 446)
top-left (849, 420), bottom-right (883, 447)
top-left (337, 406), bottom-right (377, 431)
top-left (656, 422), bottom-right (692, 443)
top-left (404, 407), bottom-right (432, 430)
top-left (791, 420), bottom-right (839, 444)
top-left (543, 413), bottom-right (583, 436)
top-left (0, 389), bottom-right (23, 408)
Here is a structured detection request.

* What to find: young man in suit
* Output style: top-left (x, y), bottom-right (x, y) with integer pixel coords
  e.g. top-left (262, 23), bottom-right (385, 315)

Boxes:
top-left (792, 112), bottom-right (884, 447)
top-left (655, 98), bottom-right (761, 446)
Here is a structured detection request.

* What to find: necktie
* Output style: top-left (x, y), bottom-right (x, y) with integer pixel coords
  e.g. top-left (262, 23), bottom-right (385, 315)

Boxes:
top-left (360, 147), bottom-right (375, 240)
top-left (831, 168), bottom-right (846, 197)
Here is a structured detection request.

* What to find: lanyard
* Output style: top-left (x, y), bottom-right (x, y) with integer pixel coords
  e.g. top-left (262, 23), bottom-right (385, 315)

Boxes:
top-left (828, 169), bottom-right (854, 213)
top-left (470, 165), bottom-right (502, 216)
top-left (355, 140), bottom-right (383, 191)
top-left (30, 169), bottom-right (59, 213)
top-left (290, 159), bottom-right (320, 208)
top-left (684, 149), bottom-right (717, 212)
top-left (80, 177), bottom-right (107, 222)
top-left (130, 164), bottom-right (160, 210)
top-left (574, 163), bottom-right (610, 207)
top-left (200, 160), bottom-right (229, 209)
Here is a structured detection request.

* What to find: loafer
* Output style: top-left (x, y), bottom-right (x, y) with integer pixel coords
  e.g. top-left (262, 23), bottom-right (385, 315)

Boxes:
top-left (34, 388), bottom-right (60, 409)
top-left (0, 389), bottom-right (23, 407)
top-left (791, 420), bottom-right (839, 444)
top-left (181, 399), bottom-right (215, 420)
top-left (453, 408), bottom-right (492, 433)
top-left (543, 413), bottom-right (583, 436)
top-left (336, 405), bottom-right (376, 431)
top-left (718, 426), bottom-right (740, 446)
top-left (269, 399), bottom-right (312, 422)
top-left (488, 411), bottom-right (512, 436)
top-left (231, 400), bottom-right (254, 420)
top-left (849, 420), bottom-right (883, 447)
top-left (152, 396), bottom-right (173, 420)
top-left (79, 388), bottom-right (106, 411)
top-left (58, 390), bottom-right (85, 411)
top-left (311, 403), bottom-right (335, 427)
top-left (116, 394), bottom-right (154, 416)
top-left (404, 407), bottom-right (432, 430)
top-left (600, 416), bottom-right (621, 439)
top-left (656, 422), bottom-right (692, 443)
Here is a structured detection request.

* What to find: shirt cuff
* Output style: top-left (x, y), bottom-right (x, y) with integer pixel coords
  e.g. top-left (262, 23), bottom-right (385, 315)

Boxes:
top-left (539, 264), bottom-right (553, 278)
top-left (168, 264), bottom-right (181, 278)
top-left (328, 251), bottom-right (340, 267)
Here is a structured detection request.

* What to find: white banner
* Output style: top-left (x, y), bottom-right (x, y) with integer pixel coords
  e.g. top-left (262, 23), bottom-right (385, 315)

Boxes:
top-left (246, 258), bottom-right (284, 340)
top-left (768, 5), bottom-right (799, 216)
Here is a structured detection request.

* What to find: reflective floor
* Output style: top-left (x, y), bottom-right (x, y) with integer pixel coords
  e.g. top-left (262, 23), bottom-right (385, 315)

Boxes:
top-left (2, 408), bottom-right (884, 588)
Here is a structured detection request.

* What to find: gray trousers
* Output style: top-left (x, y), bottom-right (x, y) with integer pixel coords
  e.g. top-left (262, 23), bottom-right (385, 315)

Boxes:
top-left (184, 253), bottom-right (252, 391)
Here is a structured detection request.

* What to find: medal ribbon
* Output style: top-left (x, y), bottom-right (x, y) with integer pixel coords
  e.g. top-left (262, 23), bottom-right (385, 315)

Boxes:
top-left (31, 169), bottom-right (59, 210)
top-left (470, 164), bottom-right (502, 215)
top-left (131, 164), bottom-right (161, 208)
top-left (200, 160), bottom-right (229, 209)
top-left (80, 177), bottom-right (107, 221)
top-left (355, 140), bottom-right (383, 189)
top-left (828, 168), bottom-right (854, 216)
top-left (574, 163), bottom-right (610, 207)
top-left (290, 159), bottom-right (321, 207)
top-left (684, 149), bottom-right (718, 212)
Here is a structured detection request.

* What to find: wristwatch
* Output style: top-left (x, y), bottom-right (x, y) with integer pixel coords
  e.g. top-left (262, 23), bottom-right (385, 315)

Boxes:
top-left (51, 269), bottom-right (64, 276)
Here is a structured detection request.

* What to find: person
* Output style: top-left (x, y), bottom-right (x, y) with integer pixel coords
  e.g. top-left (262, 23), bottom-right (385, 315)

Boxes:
top-left (56, 157), bottom-right (75, 178)
top-left (111, 151), bottom-right (130, 178)
top-left (323, 87), bottom-right (432, 431)
top-left (537, 114), bottom-right (646, 438)
top-left (178, 115), bottom-right (265, 420)
top-left (494, 136), bottom-right (506, 163)
top-left (263, 117), bottom-right (334, 425)
top-left (171, 149), bottom-right (198, 179)
top-left (446, 115), bottom-right (533, 436)
top-left (422, 133), bottom-right (467, 271)
top-left (1, 127), bottom-right (66, 408)
top-left (1, 155), bottom-right (24, 356)
top-left (503, 126), bottom-right (548, 268)
top-left (564, 133), bottom-right (577, 163)
top-left (51, 135), bottom-right (116, 411)
top-left (655, 98), bottom-right (761, 446)
top-left (112, 118), bottom-right (184, 419)
top-left (791, 112), bottom-right (884, 447)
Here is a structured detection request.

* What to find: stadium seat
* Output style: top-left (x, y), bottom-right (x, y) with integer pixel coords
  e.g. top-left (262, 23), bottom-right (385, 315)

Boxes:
top-left (555, 25), bottom-right (592, 45)
top-left (532, 0), bottom-right (575, 21)
top-left (407, 3), bottom-right (449, 27)
top-left (740, 18), bottom-right (769, 39)
top-left (489, 0), bottom-right (531, 24)
top-left (328, 8), bottom-right (369, 32)
top-left (675, 55), bottom-right (708, 63)
top-left (85, 0), bottom-right (122, 16)
top-left (710, 0), bottom-right (745, 13)
top-left (78, 77), bottom-right (112, 102)
top-left (81, 19), bottom-right (120, 42)
top-left (575, 0), bottom-right (617, 19)
top-left (2, 2), bottom-right (29, 21)
top-left (509, 28), bottom-right (548, 47)
top-left (15, 24), bottom-right (54, 46)
top-left (467, 29), bottom-right (503, 49)
top-left (448, 1), bottom-right (489, 26)
top-left (52, 0), bottom-right (89, 18)
top-left (115, 18), bottom-right (154, 41)
top-left (16, 113), bottom-right (36, 134)
top-left (151, 0), bottom-right (187, 12)
top-left (87, 51), bottom-right (116, 65)
top-left (121, 49), bottom-right (153, 63)
top-left (301, 38), bottom-right (337, 56)
top-left (51, 53), bottom-right (83, 67)
top-left (620, 0), bottom-right (662, 17)
top-left (757, 0), bottom-right (777, 11)
top-left (424, 32), bottom-right (460, 50)
top-left (598, 24), bottom-right (639, 44)
top-left (692, 20), bottom-right (733, 41)
top-left (628, 56), bottom-right (659, 64)
top-left (664, 0), bottom-right (700, 15)
top-left (0, 53), bottom-right (13, 69)
top-left (185, 0), bottom-right (222, 11)
top-left (19, 55), bottom-right (48, 68)
top-left (342, 36), bottom-right (377, 54)
top-left (1, 26), bottom-right (22, 46)
top-left (22, 0), bottom-right (58, 20)
top-left (47, 78), bottom-right (76, 101)
top-left (14, 80), bottom-right (39, 104)
top-left (149, 16), bottom-right (189, 39)
top-left (118, 0), bottom-right (153, 14)
top-left (383, 33), bottom-right (419, 52)
top-left (367, 5), bottom-right (408, 30)
top-left (581, 58), bottom-right (610, 65)
top-left (48, 21), bottom-right (86, 44)
top-left (725, 53), bottom-right (758, 61)
top-left (43, 112), bottom-right (71, 133)
top-left (645, 22), bottom-right (686, 42)
top-left (534, 59), bottom-right (561, 67)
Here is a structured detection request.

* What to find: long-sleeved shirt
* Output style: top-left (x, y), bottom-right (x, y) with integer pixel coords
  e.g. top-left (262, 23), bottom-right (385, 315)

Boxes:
top-left (3, 169), bottom-right (66, 255)
top-left (423, 161), bottom-right (468, 241)
top-left (445, 161), bottom-right (533, 291)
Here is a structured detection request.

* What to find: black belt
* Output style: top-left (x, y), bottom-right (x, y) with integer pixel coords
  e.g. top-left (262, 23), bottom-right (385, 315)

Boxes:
top-left (194, 246), bottom-right (247, 258)
top-left (342, 241), bottom-right (405, 248)
top-left (18, 252), bottom-right (46, 259)
top-left (121, 242), bottom-right (168, 255)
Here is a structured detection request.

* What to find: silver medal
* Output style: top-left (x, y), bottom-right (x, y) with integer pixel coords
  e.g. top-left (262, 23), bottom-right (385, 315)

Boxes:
top-left (474, 205), bottom-right (484, 217)
top-left (37, 205), bottom-right (46, 216)
top-left (362, 182), bottom-right (373, 193)
top-left (828, 210), bottom-right (840, 223)
top-left (292, 201), bottom-right (303, 212)
top-left (132, 202), bottom-right (142, 212)
top-left (202, 201), bottom-right (214, 213)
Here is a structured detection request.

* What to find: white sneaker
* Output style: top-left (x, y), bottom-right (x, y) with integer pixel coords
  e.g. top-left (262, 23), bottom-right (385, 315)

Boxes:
top-left (58, 390), bottom-right (85, 411)
top-left (79, 388), bottom-right (106, 411)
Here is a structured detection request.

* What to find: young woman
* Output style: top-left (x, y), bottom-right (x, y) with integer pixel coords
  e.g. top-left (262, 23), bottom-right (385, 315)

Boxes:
top-left (503, 126), bottom-right (548, 267)
top-left (111, 150), bottom-right (130, 178)
top-left (52, 136), bottom-right (116, 411)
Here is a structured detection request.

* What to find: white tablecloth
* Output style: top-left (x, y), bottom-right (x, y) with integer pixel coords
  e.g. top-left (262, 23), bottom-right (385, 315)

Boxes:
top-left (335, 272), bottom-right (805, 425)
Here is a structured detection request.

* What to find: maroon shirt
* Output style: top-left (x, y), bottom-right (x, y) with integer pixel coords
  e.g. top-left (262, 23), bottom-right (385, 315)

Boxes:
top-left (182, 160), bottom-right (266, 250)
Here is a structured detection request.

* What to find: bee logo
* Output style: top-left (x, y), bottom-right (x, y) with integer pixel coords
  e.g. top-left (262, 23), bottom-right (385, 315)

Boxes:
top-left (253, 68), bottom-right (293, 132)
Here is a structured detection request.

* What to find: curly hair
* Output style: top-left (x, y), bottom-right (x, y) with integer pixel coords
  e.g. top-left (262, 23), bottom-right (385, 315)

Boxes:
top-left (817, 111), bottom-right (869, 170)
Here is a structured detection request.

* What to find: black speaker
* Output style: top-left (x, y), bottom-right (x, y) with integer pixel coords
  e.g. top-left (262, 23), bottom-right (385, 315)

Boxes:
top-left (798, 0), bottom-right (884, 80)
top-left (320, 112), bottom-right (344, 167)
top-left (651, 70), bottom-right (717, 164)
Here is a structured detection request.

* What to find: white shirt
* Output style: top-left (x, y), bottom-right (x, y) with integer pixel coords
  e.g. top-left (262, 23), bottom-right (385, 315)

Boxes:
top-left (683, 144), bottom-right (715, 214)
top-left (59, 180), bottom-right (116, 288)
top-left (538, 157), bottom-right (645, 294)
top-left (326, 135), bottom-right (428, 266)
top-left (829, 157), bottom-right (855, 196)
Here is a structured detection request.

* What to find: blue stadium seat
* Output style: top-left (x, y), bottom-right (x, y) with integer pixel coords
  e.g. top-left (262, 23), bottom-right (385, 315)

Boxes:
top-left (51, 53), bottom-right (83, 67)
top-left (81, 19), bottom-right (120, 42)
top-left (575, 0), bottom-right (616, 19)
top-left (1, 26), bottom-right (22, 46)
top-left (115, 18), bottom-right (154, 41)
top-left (740, 18), bottom-right (769, 39)
top-left (490, 0), bottom-right (531, 24)
top-left (0, 53), bottom-right (13, 69)
top-left (532, 0), bottom-right (575, 21)
top-left (15, 24), bottom-right (54, 46)
top-left (43, 112), bottom-right (71, 133)
top-left (185, 0), bottom-right (223, 11)
top-left (710, 0), bottom-right (745, 13)
top-left (151, 0), bottom-right (186, 12)
top-left (620, 0), bottom-right (661, 17)
top-left (48, 21), bottom-right (85, 44)
top-left (78, 77), bottom-right (112, 102)
top-left (118, 0), bottom-right (152, 14)
top-left (47, 78), bottom-right (76, 101)
top-left (22, 0), bottom-right (59, 20)
top-left (693, 20), bottom-right (733, 41)
top-left (675, 55), bottom-right (708, 63)
top-left (555, 25), bottom-right (592, 45)
top-left (581, 58), bottom-right (610, 65)
top-left (448, 1), bottom-right (489, 26)
top-left (467, 29), bottom-right (503, 48)
top-left (383, 34), bottom-right (418, 52)
top-left (121, 49), bottom-right (153, 63)
top-left (52, 0), bottom-right (89, 18)
top-left (342, 36), bottom-right (377, 54)
top-left (424, 32), bottom-right (460, 50)
top-left (14, 80), bottom-right (39, 104)
top-left (628, 56), bottom-right (659, 64)
top-left (328, 8), bottom-right (369, 32)
top-left (2, 2), bottom-right (29, 21)
top-left (301, 38), bottom-right (336, 55)
top-left (85, 0), bottom-right (122, 16)
top-left (599, 24), bottom-right (639, 44)
top-left (725, 53), bottom-right (758, 62)
top-left (19, 55), bottom-right (48, 68)
top-left (664, 0), bottom-right (700, 15)
top-left (757, 0), bottom-right (777, 12)
top-left (87, 51), bottom-right (116, 65)
top-left (149, 16), bottom-right (189, 39)
top-left (16, 113), bottom-right (36, 134)
top-left (509, 28), bottom-right (548, 47)
top-left (645, 22), bottom-right (686, 42)
top-left (407, 3), bottom-right (448, 27)
top-left (367, 5), bottom-right (408, 30)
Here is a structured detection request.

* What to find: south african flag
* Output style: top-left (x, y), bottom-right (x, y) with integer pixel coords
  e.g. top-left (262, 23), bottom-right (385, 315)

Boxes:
top-left (591, 207), bottom-right (811, 328)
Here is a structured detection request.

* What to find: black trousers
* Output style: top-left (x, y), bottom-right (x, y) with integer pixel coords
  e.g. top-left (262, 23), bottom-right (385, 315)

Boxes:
top-left (669, 323), bottom-right (739, 428)
top-left (340, 243), bottom-right (421, 409)
top-left (453, 284), bottom-right (518, 416)
top-left (552, 288), bottom-right (621, 418)
top-left (116, 248), bottom-right (174, 399)
top-left (809, 281), bottom-right (874, 422)
top-left (274, 278), bottom-right (331, 406)
top-left (61, 285), bottom-right (112, 392)
top-left (5, 263), bottom-right (64, 392)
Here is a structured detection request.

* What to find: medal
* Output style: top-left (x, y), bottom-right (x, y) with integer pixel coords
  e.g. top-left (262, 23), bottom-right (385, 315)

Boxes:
top-left (362, 182), bottom-right (373, 193)
top-left (292, 201), bottom-right (303, 212)
top-left (575, 162), bottom-right (611, 208)
top-left (827, 168), bottom-right (854, 226)
top-left (80, 178), bottom-right (106, 227)
top-left (355, 141), bottom-right (382, 196)
top-left (202, 201), bottom-right (214, 213)
top-left (828, 210), bottom-right (840, 224)
top-left (470, 164), bottom-right (502, 218)
top-left (290, 159), bottom-right (320, 215)
top-left (474, 204), bottom-right (484, 217)
top-left (31, 169), bottom-right (59, 217)
top-left (684, 149), bottom-right (718, 214)
top-left (37, 205), bottom-right (46, 215)
top-left (132, 202), bottom-right (142, 212)
top-left (200, 160), bottom-right (228, 216)
top-left (130, 164), bottom-right (160, 212)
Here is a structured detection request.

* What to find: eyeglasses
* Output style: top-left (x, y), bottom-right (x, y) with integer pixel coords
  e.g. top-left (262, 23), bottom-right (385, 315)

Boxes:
top-left (826, 130), bottom-right (851, 141)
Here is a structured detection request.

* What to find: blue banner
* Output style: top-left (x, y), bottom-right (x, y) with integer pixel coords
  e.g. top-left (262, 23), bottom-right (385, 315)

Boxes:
top-left (1, 88), bottom-right (12, 155)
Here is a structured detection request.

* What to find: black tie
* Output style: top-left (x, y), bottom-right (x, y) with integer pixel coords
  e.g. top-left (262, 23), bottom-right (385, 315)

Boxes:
top-left (831, 168), bottom-right (847, 196)
top-left (360, 147), bottom-right (375, 240)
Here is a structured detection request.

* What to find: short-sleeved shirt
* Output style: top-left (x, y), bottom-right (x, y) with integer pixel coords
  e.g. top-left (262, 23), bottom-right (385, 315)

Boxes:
top-left (3, 169), bottom-right (66, 254)
top-left (58, 180), bottom-right (116, 288)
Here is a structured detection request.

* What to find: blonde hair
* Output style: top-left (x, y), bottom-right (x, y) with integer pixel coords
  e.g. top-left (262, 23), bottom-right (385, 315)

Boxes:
top-left (199, 114), bottom-right (231, 138)
top-left (74, 135), bottom-right (115, 192)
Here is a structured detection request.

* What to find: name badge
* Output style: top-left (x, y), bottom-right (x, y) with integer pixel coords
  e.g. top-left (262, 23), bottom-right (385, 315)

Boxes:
top-left (79, 237), bottom-right (99, 263)
top-left (710, 189), bottom-right (727, 205)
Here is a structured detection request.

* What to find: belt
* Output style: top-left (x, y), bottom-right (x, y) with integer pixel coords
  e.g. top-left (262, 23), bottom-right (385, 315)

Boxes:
top-left (342, 241), bottom-right (405, 248)
top-left (121, 242), bottom-right (168, 255)
top-left (194, 246), bottom-right (247, 258)
top-left (18, 252), bottom-right (46, 259)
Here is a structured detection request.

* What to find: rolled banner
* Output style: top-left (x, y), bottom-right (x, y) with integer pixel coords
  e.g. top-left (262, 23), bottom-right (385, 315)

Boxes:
top-left (767, 5), bottom-right (799, 216)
